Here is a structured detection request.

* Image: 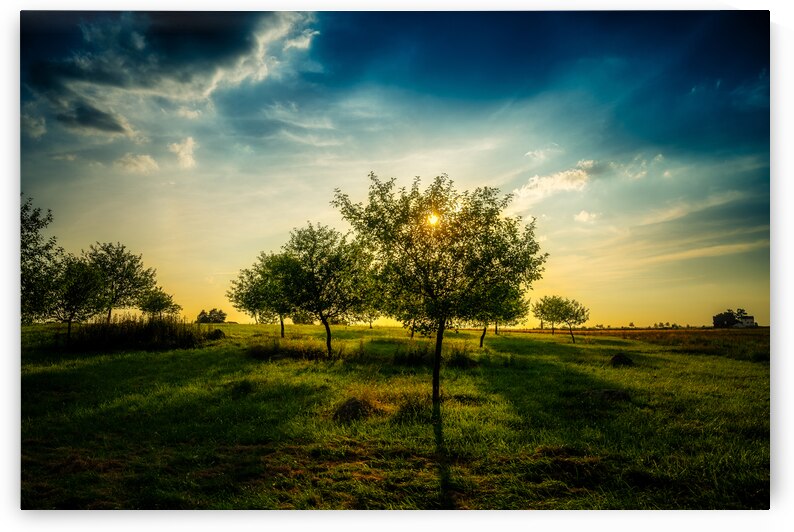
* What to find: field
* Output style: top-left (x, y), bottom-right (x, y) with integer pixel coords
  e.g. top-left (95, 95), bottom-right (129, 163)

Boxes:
top-left (21, 324), bottom-right (770, 509)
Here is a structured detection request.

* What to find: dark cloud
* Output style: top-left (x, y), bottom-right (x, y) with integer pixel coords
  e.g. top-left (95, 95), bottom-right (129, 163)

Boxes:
top-left (55, 101), bottom-right (128, 134)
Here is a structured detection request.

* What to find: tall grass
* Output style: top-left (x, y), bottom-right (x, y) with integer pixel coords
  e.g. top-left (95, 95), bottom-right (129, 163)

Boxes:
top-left (68, 315), bottom-right (212, 352)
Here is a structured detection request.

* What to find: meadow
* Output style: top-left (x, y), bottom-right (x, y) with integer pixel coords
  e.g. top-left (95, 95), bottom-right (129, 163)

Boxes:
top-left (21, 323), bottom-right (769, 509)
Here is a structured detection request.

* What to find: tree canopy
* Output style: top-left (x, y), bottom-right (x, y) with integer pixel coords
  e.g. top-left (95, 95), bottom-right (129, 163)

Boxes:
top-left (275, 223), bottom-right (371, 356)
top-left (227, 252), bottom-right (294, 337)
top-left (85, 242), bottom-right (157, 323)
top-left (139, 287), bottom-right (182, 319)
top-left (21, 196), bottom-right (61, 323)
top-left (333, 173), bottom-right (546, 405)
top-left (47, 254), bottom-right (104, 342)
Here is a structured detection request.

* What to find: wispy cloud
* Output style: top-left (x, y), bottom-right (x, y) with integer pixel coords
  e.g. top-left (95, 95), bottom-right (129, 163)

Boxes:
top-left (574, 210), bottom-right (599, 223)
top-left (168, 137), bottom-right (197, 169)
top-left (640, 190), bottom-right (747, 225)
top-left (639, 239), bottom-right (769, 265)
top-left (511, 159), bottom-right (597, 212)
top-left (176, 107), bottom-right (202, 119)
top-left (115, 153), bottom-right (159, 174)
top-left (283, 29), bottom-right (320, 51)
top-left (264, 102), bottom-right (334, 130)
top-left (22, 112), bottom-right (46, 139)
top-left (524, 142), bottom-right (563, 162)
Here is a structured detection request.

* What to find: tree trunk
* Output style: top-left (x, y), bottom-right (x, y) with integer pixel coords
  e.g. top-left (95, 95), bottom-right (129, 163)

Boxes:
top-left (410, 321), bottom-right (415, 339)
top-left (106, 306), bottom-right (112, 324)
top-left (568, 325), bottom-right (575, 343)
top-left (479, 326), bottom-right (487, 348)
top-left (66, 319), bottom-right (73, 345)
top-left (551, 323), bottom-right (555, 335)
top-left (432, 317), bottom-right (446, 406)
top-left (279, 315), bottom-right (285, 338)
top-left (321, 316), bottom-right (332, 357)
top-left (494, 322), bottom-right (499, 335)
top-left (369, 320), bottom-right (373, 329)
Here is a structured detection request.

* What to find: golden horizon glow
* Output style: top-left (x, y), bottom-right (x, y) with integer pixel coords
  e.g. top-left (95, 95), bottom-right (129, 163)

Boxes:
top-left (427, 213), bottom-right (439, 226)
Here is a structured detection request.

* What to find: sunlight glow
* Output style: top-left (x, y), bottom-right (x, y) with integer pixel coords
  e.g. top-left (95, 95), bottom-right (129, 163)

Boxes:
top-left (427, 213), bottom-right (439, 226)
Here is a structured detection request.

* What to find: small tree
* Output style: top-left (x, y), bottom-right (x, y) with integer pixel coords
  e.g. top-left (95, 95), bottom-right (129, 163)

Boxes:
top-left (532, 296), bottom-right (567, 335)
top-left (48, 254), bottom-right (104, 342)
top-left (275, 223), bottom-right (371, 357)
top-left (139, 287), bottom-right (182, 320)
top-left (467, 284), bottom-right (528, 348)
top-left (21, 195), bottom-right (62, 323)
top-left (196, 309), bottom-right (226, 323)
top-left (559, 298), bottom-right (589, 343)
top-left (85, 242), bottom-right (157, 323)
top-left (334, 173), bottom-right (546, 406)
top-left (290, 310), bottom-right (316, 325)
top-left (713, 309), bottom-right (738, 328)
top-left (227, 252), bottom-right (294, 337)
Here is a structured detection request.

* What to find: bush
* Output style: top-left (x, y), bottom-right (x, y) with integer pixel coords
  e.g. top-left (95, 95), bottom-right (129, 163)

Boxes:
top-left (68, 316), bottom-right (208, 352)
top-left (392, 342), bottom-right (432, 367)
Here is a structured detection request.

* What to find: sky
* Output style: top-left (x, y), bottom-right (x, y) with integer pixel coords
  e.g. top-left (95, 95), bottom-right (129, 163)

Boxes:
top-left (19, 10), bottom-right (770, 327)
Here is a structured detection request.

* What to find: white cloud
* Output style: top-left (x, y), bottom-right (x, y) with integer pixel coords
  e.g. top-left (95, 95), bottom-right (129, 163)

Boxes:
top-left (176, 107), bottom-right (202, 119)
top-left (265, 102), bottom-right (334, 130)
top-left (610, 153), bottom-right (665, 180)
top-left (115, 153), bottom-right (160, 174)
top-left (51, 154), bottom-right (77, 162)
top-left (574, 210), bottom-right (599, 223)
top-left (22, 113), bottom-right (47, 139)
top-left (168, 137), bottom-right (197, 169)
top-left (511, 159), bottom-right (595, 212)
top-left (283, 29), bottom-right (320, 50)
top-left (524, 142), bottom-right (562, 161)
top-left (278, 130), bottom-right (342, 147)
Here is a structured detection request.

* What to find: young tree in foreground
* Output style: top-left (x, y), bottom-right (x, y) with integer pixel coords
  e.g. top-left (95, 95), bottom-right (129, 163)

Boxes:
top-left (21, 196), bottom-right (61, 323)
top-left (48, 254), bottom-right (104, 343)
top-left (333, 173), bottom-right (547, 406)
top-left (275, 223), bottom-right (371, 357)
top-left (85, 242), bottom-right (157, 323)
top-left (559, 298), bottom-right (589, 343)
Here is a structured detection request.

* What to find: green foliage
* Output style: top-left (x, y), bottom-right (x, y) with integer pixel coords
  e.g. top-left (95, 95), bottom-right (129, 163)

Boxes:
top-left (197, 308), bottom-right (227, 323)
top-left (84, 242), bottom-right (157, 322)
top-left (47, 254), bottom-right (105, 339)
top-left (531, 295), bottom-right (567, 333)
top-left (21, 195), bottom-right (62, 323)
top-left (333, 173), bottom-right (547, 401)
top-left (139, 286), bottom-right (182, 319)
top-left (227, 252), bottom-right (294, 325)
top-left (276, 222), bottom-right (372, 355)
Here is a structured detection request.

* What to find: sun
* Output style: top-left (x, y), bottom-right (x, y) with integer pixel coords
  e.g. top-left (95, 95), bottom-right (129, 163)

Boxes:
top-left (427, 213), bottom-right (439, 226)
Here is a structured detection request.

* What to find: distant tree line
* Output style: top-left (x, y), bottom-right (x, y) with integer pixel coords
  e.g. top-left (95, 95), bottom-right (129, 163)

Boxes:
top-left (713, 308), bottom-right (754, 328)
top-left (21, 195), bottom-right (181, 341)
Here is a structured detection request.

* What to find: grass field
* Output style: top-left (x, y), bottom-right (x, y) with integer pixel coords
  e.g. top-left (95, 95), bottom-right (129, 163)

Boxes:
top-left (21, 323), bottom-right (770, 509)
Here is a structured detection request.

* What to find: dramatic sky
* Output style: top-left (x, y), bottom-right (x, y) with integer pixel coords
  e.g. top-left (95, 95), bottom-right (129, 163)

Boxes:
top-left (19, 11), bottom-right (770, 326)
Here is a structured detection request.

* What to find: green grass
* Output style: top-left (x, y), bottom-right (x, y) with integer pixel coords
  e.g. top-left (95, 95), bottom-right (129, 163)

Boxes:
top-left (21, 323), bottom-right (769, 509)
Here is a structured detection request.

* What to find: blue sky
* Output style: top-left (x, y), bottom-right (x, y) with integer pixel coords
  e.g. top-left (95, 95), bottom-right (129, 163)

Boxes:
top-left (19, 10), bottom-right (770, 326)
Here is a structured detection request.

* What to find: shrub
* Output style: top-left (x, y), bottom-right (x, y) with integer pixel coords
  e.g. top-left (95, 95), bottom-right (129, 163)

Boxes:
top-left (392, 342), bottom-right (432, 367)
top-left (68, 315), bottom-right (207, 352)
top-left (246, 337), bottom-right (326, 361)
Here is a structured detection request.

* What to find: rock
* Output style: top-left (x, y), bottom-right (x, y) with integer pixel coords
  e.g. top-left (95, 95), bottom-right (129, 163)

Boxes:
top-left (333, 397), bottom-right (377, 423)
top-left (206, 329), bottom-right (226, 340)
top-left (609, 354), bottom-right (634, 367)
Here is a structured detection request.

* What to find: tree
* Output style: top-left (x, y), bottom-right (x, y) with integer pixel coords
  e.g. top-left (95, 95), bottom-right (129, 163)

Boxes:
top-left (196, 308), bottom-right (226, 323)
top-left (275, 223), bottom-right (371, 357)
top-left (85, 242), bottom-right (157, 323)
top-left (559, 297), bottom-right (589, 343)
top-left (333, 173), bottom-right (546, 406)
top-left (290, 310), bottom-right (316, 325)
top-left (47, 254), bottom-right (104, 343)
top-left (21, 195), bottom-right (61, 323)
top-left (139, 286), bottom-right (182, 319)
top-left (227, 252), bottom-right (294, 337)
top-left (532, 295), bottom-right (567, 335)
top-left (713, 309), bottom-right (738, 328)
top-left (467, 283), bottom-right (528, 348)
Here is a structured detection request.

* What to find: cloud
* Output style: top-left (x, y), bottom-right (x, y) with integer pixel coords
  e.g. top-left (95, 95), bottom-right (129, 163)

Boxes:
top-left (176, 107), bottom-right (202, 119)
top-left (640, 190), bottom-right (746, 225)
top-left (21, 12), bottom-right (319, 142)
top-left (168, 137), bottom-right (197, 169)
top-left (264, 102), bottom-right (334, 130)
top-left (574, 210), bottom-right (599, 223)
top-left (51, 153), bottom-right (77, 162)
top-left (277, 130), bottom-right (342, 147)
top-left (54, 101), bottom-right (133, 136)
top-left (640, 239), bottom-right (768, 265)
top-left (524, 142), bottom-right (562, 161)
top-left (21, 112), bottom-right (47, 139)
top-left (609, 153), bottom-right (665, 180)
top-left (511, 159), bottom-right (597, 211)
top-left (115, 153), bottom-right (159, 174)
top-left (283, 29), bottom-right (320, 51)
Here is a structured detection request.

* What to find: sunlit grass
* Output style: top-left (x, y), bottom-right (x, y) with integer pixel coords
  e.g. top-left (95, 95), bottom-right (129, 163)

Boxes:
top-left (22, 324), bottom-right (769, 509)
